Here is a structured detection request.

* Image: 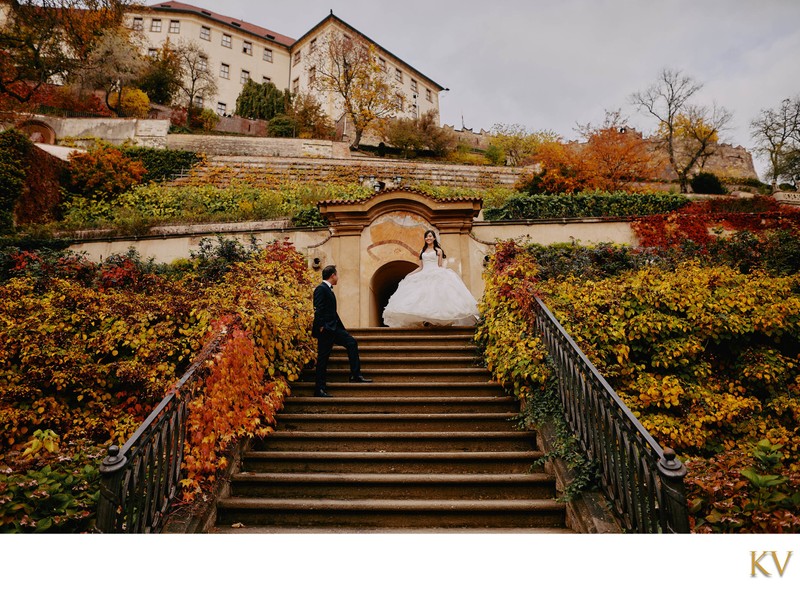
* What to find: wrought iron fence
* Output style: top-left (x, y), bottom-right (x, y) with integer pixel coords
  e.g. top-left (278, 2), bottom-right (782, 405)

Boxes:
top-left (95, 328), bottom-right (228, 533)
top-left (532, 296), bottom-right (689, 533)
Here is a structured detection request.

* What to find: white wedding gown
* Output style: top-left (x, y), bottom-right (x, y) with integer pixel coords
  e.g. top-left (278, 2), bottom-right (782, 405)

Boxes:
top-left (382, 250), bottom-right (480, 327)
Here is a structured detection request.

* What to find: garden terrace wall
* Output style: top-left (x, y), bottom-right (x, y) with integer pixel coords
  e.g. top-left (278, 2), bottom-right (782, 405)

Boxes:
top-left (176, 155), bottom-right (533, 189)
top-left (22, 115), bottom-right (170, 148)
top-left (166, 135), bottom-right (351, 159)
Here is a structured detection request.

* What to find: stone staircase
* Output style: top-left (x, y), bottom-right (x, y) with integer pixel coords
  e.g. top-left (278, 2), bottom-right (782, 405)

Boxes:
top-left (170, 155), bottom-right (528, 190)
top-left (212, 327), bottom-right (571, 532)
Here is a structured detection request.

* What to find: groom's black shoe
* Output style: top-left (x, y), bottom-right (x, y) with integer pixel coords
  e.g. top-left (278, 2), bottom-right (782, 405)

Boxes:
top-left (349, 375), bottom-right (373, 383)
top-left (314, 388), bottom-right (333, 397)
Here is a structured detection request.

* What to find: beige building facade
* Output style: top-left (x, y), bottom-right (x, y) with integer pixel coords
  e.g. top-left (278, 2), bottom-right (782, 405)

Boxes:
top-left (128, 2), bottom-right (444, 128)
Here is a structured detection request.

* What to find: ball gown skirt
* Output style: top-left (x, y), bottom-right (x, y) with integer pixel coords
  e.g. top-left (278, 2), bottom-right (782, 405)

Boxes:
top-left (382, 252), bottom-right (480, 327)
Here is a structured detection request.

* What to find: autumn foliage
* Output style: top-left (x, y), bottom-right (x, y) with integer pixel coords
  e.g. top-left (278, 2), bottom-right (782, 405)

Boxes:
top-left (0, 240), bottom-right (315, 530)
top-left (517, 119), bottom-right (661, 194)
top-left (480, 239), bottom-right (800, 532)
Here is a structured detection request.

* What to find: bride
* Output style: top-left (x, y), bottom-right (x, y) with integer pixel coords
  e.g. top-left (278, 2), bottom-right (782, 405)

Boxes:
top-left (383, 230), bottom-right (480, 327)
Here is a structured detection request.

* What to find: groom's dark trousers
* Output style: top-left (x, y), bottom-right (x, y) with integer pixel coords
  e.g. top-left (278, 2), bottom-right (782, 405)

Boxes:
top-left (312, 282), bottom-right (361, 393)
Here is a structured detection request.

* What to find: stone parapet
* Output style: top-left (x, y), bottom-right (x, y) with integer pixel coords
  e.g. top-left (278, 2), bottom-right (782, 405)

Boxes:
top-left (166, 134), bottom-right (351, 159)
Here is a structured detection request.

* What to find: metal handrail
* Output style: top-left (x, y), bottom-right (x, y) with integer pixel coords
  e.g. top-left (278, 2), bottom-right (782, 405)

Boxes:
top-left (95, 327), bottom-right (229, 533)
top-left (532, 296), bottom-right (689, 533)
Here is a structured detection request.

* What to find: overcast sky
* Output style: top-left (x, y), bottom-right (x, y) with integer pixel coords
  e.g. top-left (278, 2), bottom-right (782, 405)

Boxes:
top-left (180, 0), bottom-right (800, 179)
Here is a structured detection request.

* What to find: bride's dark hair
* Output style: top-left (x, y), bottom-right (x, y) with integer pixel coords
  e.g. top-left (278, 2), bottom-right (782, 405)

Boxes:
top-left (419, 229), bottom-right (446, 259)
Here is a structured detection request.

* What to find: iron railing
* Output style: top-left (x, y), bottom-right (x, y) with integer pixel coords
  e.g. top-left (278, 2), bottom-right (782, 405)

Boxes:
top-left (95, 328), bottom-right (228, 533)
top-left (532, 296), bottom-right (689, 533)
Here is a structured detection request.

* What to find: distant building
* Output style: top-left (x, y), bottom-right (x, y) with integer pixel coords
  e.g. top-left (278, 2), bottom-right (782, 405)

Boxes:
top-left (129, 2), bottom-right (445, 131)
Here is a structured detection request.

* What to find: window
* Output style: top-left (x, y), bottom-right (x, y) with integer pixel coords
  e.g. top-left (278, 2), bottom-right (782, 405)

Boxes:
top-left (293, 51), bottom-right (301, 65)
top-left (425, 88), bottom-right (432, 102)
top-left (262, 76), bottom-right (272, 84)
top-left (309, 38), bottom-right (317, 53)
top-left (148, 48), bottom-right (158, 58)
top-left (132, 17), bottom-right (143, 31)
top-left (193, 96), bottom-right (203, 108)
top-left (292, 77), bottom-right (299, 94)
top-left (220, 63), bottom-right (230, 79)
top-left (378, 57), bottom-right (386, 71)
top-left (217, 102), bottom-right (227, 116)
top-left (263, 48), bottom-right (273, 62)
top-left (309, 65), bottom-right (316, 85)
top-left (395, 94), bottom-right (405, 111)
top-left (240, 69), bottom-right (250, 84)
top-left (411, 79), bottom-right (418, 93)
top-left (200, 26), bottom-right (210, 41)
top-left (198, 55), bottom-right (208, 72)
top-left (243, 41), bottom-right (252, 55)
top-left (395, 68), bottom-right (403, 83)
top-left (222, 34), bottom-right (232, 48)
top-left (169, 20), bottom-right (180, 33)
top-left (150, 19), bottom-right (162, 32)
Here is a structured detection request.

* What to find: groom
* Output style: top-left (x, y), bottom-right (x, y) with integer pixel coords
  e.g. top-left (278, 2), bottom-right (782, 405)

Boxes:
top-left (312, 265), bottom-right (371, 397)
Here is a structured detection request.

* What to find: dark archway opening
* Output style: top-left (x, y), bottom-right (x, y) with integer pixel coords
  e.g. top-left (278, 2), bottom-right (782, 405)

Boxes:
top-left (370, 260), bottom-right (418, 326)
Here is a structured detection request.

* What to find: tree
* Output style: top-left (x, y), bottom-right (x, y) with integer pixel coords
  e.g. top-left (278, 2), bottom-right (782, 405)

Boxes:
top-left (79, 27), bottom-right (147, 116)
top-left (751, 96), bottom-right (800, 189)
top-left (288, 92), bottom-right (335, 139)
top-left (137, 40), bottom-right (183, 106)
top-left (521, 140), bottom-right (595, 194)
top-left (235, 80), bottom-right (290, 121)
top-left (0, 0), bottom-right (131, 103)
top-left (577, 110), bottom-right (661, 191)
top-left (488, 124), bottom-right (559, 166)
top-left (631, 68), bottom-right (732, 192)
top-left (174, 40), bottom-right (217, 118)
top-left (379, 110), bottom-right (456, 158)
top-left (309, 30), bottom-right (399, 148)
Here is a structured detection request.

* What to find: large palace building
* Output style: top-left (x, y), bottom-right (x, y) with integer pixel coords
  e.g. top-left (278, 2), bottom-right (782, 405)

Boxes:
top-left (129, 1), bottom-right (445, 126)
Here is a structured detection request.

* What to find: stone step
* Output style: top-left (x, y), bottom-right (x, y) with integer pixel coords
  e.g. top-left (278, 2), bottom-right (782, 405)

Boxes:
top-left (346, 345), bottom-right (478, 357)
top-left (301, 368), bottom-right (493, 383)
top-left (241, 451), bottom-right (544, 474)
top-left (290, 382), bottom-right (504, 398)
top-left (228, 472), bottom-right (557, 500)
top-left (349, 327), bottom-right (475, 338)
top-left (276, 412), bottom-right (517, 432)
top-left (252, 431), bottom-right (536, 452)
top-left (352, 334), bottom-right (477, 347)
top-left (209, 525), bottom-right (575, 534)
top-left (281, 396), bottom-right (518, 414)
top-left (326, 356), bottom-right (481, 370)
top-left (215, 498), bottom-right (568, 529)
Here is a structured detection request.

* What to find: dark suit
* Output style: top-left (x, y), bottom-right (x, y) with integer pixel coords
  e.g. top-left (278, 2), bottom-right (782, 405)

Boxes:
top-left (312, 281), bottom-right (361, 392)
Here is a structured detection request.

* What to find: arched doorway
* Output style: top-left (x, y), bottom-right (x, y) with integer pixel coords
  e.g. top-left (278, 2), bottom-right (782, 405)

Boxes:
top-left (370, 260), bottom-right (418, 326)
top-left (17, 120), bottom-right (56, 144)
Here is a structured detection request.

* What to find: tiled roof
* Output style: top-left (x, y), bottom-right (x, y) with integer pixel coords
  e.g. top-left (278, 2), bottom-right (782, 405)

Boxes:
top-left (148, 1), bottom-right (296, 46)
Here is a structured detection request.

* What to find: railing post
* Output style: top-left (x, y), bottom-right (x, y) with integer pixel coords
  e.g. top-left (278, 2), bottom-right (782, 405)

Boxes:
top-left (96, 445), bottom-right (128, 533)
top-left (657, 448), bottom-right (690, 533)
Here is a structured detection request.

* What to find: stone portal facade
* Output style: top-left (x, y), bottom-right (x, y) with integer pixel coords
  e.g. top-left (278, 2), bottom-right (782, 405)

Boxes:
top-left (313, 189), bottom-right (483, 328)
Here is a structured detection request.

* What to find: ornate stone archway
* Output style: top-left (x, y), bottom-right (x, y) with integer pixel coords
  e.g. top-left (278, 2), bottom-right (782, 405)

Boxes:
top-left (314, 188), bottom-right (483, 327)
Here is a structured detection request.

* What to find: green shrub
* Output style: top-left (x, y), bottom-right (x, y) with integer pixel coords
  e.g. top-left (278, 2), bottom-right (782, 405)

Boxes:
top-left (483, 192), bottom-right (689, 220)
top-left (0, 445), bottom-right (103, 533)
top-left (291, 205), bottom-right (329, 228)
top-left (121, 147), bottom-right (200, 183)
top-left (691, 172), bottom-right (727, 195)
top-left (0, 129), bottom-right (33, 234)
